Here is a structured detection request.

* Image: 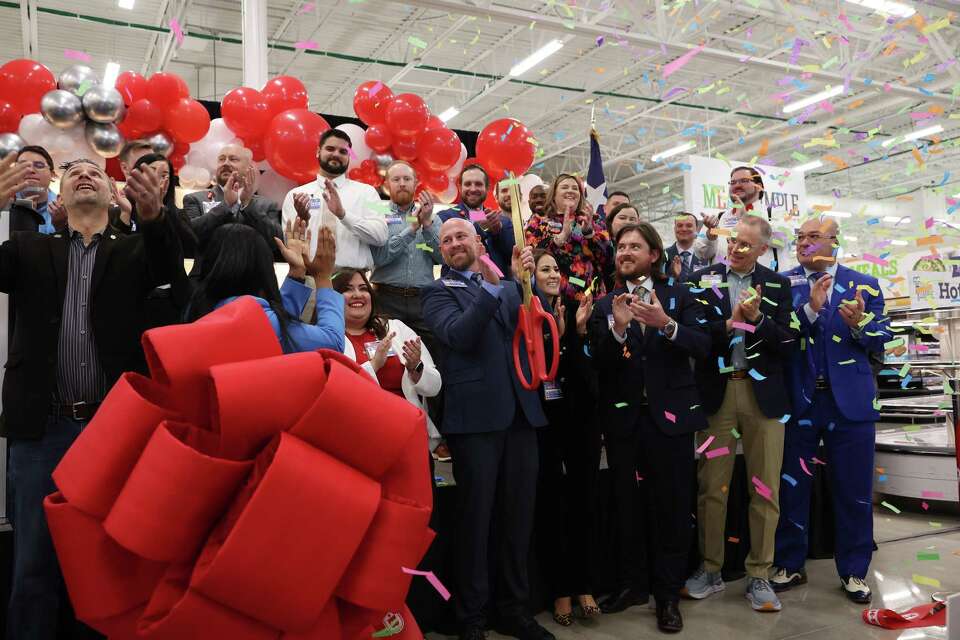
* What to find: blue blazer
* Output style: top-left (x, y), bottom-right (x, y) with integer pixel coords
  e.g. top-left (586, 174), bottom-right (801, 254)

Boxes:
top-left (420, 271), bottom-right (547, 435)
top-left (665, 242), bottom-right (710, 281)
top-left (780, 263), bottom-right (890, 422)
top-left (218, 278), bottom-right (345, 354)
top-left (438, 203), bottom-right (516, 279)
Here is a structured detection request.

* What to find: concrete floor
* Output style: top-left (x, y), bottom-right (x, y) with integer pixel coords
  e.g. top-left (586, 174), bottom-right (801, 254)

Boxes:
top-left (427, 508), bottom-right (960, 640)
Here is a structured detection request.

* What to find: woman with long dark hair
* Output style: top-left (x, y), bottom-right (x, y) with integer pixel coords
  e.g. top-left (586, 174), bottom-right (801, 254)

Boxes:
top-left (529, 248), bottom-right (602, 626)
top-left (186, 220), bottom-right (344, 354)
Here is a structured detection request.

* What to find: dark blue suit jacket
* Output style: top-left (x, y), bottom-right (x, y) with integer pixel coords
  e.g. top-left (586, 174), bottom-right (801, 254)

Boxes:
top-left (665, 242), bottom-right (710, 281)
top-left (690, 262), bottom-right (799, 419)
top-left (780, 263), bottom-right (890, 422)
top-left (420, 270), bottom-right (547, 435)
top-left (438, 203), bottom-right (515, 278)
top-left (589, 279), bottom-right (710, 437)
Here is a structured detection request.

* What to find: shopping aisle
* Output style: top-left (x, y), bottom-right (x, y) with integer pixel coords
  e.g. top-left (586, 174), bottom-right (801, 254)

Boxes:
top-left (427, 509), bottom-right (960, 639)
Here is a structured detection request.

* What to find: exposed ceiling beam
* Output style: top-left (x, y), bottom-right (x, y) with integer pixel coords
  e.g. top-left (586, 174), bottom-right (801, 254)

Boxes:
top-left (19, 0), bottom-right (38, 59)
top-left (140, 0), bottom-right (172, 76)
top-left (388, 15), bottom-right (472, 85)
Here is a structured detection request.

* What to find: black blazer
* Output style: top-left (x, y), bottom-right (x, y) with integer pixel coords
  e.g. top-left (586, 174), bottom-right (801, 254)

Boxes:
top-left (589, 279), bottom-right (710, 437)
top-left (0, 213), bottom-right (180, 439)
top-left (689, 262), bottom-right (798, 419)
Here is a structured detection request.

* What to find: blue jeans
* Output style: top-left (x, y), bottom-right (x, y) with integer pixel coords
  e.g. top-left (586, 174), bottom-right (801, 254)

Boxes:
top-left (7, 415), bottom-right (86, 640)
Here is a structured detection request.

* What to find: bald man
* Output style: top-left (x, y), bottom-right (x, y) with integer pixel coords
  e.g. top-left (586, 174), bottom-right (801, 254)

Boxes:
top-left (183, 143), bottom-right (282, 255)
top-left (421, 219), bottom-right (554, 640)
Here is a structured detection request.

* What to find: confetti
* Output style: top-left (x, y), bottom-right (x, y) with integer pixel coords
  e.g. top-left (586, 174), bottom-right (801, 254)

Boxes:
top-left (732, 321), bottom-right (757, 333)
top-left (664, 410), bottom-right (677, 423)
top-left (696, 435), bottom-right (716, 454)
top-left (169, 18), bottom-right (185, 47)
top-left (402, 567), bottom-right (450, 600)
top-left (296, 2), bottom-right (316, 14)
top-left (916, 552), bottom-right (940, 561)
top-left (705, 446), bottom-right (730, 459)
top-left (747, 368), bottom-right (766, 381)
top-left (912, 574), bottom-right (941, 588)
top-left (415, 243), bottom-right (433, 253)
top-left (294, 40), bottom-right (319, 49)
top-left (881, 501), bottom-right (901, 514)
top-left (799, 458), bottom-right (813, 476)
top-left (64, 49), bottom-right (92, 62)
top-left (568, 276), bottom-right (586, 287)
top-left (408, 36), bottom-right (428, 49)
top-left (615, 402), bottom-right (629, 408)
top-left (478, 254), bottom-right (503, 278)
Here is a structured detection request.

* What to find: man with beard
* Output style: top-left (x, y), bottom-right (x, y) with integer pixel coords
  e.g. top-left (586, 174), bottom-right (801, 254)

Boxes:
top-left (438, 164), bottom-right (515, 279)
top-left (371, 160), bottom-right (441, 349)
top-left (421, 219), bottom-right (553, 640)
top-left (496, 178), bottom-right (512, 213)
top-left (694, 166), bottom-right (779, 269)
top-left (183, 143), bottom-right (282, 254)
top-left (526, 184), bottom-right (546, 217)
top-left (588, 222), bottom-right (709, 632)
top-left (282, 129), bottom-right (386, 269)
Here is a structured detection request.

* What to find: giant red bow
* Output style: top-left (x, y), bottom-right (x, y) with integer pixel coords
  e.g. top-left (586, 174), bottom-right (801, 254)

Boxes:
top-left (44, 297), bottom-right (435, 639)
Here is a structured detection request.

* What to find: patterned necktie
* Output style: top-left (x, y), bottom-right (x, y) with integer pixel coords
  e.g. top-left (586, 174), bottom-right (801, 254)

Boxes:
top-left (680, 250), bottom-right (692, 278)
top-left (471, 272), bottom-right (484, 288)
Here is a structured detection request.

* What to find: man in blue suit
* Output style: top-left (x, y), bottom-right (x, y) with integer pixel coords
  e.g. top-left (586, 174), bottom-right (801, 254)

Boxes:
top-left (771, 216), bottom-right (891, 603)
top-left (664, 212), bottom-right (710, 282)
top-left (438, 164), bottom-right (515, 279)
top-left (421, 218), bottom-right (553, 640)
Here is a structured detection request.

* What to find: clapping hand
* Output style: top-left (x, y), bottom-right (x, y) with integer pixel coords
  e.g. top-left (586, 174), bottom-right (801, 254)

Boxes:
top-left (839, 289), bottom-right (865, 328)
top-left (611, 292), bottom-right (635, 335)
top-left (575, 290), bottom-right (593, 337)
top-left (554, 299), bottom-right (567, 337)
top-left (809, 274), bottom-right (832, 313)
top-left (416, 191), bottom-right (434, 228)
top-left (293, 193), bottom-right (312, 221)
top-left (322, 178), bottom-right (345, 219)
top-left (631, 289), bottom-right (671, 329)
top-left (737, 284), bottom-right (762, 322)
top-left (371, 331), bottom-right (396, 371)
top-left (110, 178), bottom-right (132, 225)
top-left (670, 255), bottom-right (683, 279)
top-left (123, 165), bottom-right (164, 222)
top-left (274, 218), bottom-right (310, 279)
top-left (402, 337), bottom-right (422, 373)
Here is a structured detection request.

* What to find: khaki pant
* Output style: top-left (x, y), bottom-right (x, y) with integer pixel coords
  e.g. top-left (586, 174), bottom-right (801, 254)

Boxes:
top-left (696, 379), bottom-right (784, 578)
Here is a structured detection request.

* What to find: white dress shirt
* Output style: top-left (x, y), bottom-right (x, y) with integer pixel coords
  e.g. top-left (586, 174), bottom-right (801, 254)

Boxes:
top-left (281, 174), bottom-right (388, 270)
top-left (693, 208), bottom-right (778, 270)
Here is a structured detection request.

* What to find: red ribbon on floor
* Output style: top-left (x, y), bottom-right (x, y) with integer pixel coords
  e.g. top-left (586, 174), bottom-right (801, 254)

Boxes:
top-left (863, 602), bottom-right (946, 630)
top-left (43, 297), bottom-right (435, 640)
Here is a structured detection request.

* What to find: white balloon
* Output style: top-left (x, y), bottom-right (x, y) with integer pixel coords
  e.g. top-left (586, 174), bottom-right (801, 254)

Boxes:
top-left (257, 168), bottom-right (298, 206)
top-left (207, 118), bottom-right (236, 144)
top-left (437, 181), bottom-right (459, 204)
top-left (335, 123), bottom-right (373, 171)
top-left (446, 143), bottom-right (468, 179)
top-left (519, 173), bottom-right (544, 201)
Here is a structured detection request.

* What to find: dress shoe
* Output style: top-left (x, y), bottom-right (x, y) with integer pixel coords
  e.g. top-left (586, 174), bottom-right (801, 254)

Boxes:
top-left (599, 587), bottom-right (649, 614)
top-left (656, 600), bottom-right (683, 633)
top-left (458, 626), bottom-right (486, 640)
top-left (494, 615), bottom-right (556, 640)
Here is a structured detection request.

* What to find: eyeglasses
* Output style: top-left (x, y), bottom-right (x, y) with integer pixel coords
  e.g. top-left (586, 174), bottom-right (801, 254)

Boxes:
top-left (795, 233), bottom-right (837, 243)
top-left (18, 160), bottom-right (50, 171)
top-left (728, 178), bottom-right (758, 186)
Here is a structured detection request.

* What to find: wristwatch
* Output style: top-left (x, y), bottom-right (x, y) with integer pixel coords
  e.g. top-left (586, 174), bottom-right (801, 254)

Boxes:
top-left (414, 361), bottom-right (425, 374)
top-left (663, 319), bottom-right (678, 338)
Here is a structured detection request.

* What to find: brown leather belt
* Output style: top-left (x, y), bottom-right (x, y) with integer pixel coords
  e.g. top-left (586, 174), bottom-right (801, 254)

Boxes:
top-left (373, 282), bottom-right (421, 298)
top-left (729, 370), bottom-right (749, 380)
top-left (51, 401), bottom-right (101, 421)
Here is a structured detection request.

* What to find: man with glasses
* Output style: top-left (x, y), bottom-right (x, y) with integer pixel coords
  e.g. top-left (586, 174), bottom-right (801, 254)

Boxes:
top-left (684, 217), bottom-right (797, 613)
top-left (694, 166), bottom-right (780, 269)
top-left (0, 146), bottom-right (62, 234)
top-left (771, 217), bottom-right (890, 603)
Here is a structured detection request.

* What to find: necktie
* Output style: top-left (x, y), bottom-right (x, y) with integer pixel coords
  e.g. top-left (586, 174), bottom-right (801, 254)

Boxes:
top-left (635, 285), bottom-right (647, 334)
top-left (471, 272), bottom-right (484, 288)
top-left (680, 250), bottom-right (691, 278)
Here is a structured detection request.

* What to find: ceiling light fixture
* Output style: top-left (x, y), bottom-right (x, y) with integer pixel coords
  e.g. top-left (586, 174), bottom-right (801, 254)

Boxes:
top-left (823, 210), bottom-right (852, 218)
top-left (783, 85), bottom-right (844, 114)
top-left (891, 240), bottom-right (909, 246)
top-left (845, 235), bottom-right (859, 241)
top-left (103, 62), bottom-right (120, 90)
top-left (793, 160), bottom-right (824, 173)
top-left (438, 107), bottom-right (460, 123)
top-left (118, 0), bottom-right (135, 9)
top-left (882, 124), bottom-right (944, 148)
top-left (650, 140), bottom-right (696, 162)
top-left (883, 215), bottom-right (911, 224)
top-left (844, 0), bottom-right (915, 18)
top-left (509, 39), bottom-right (564, 77)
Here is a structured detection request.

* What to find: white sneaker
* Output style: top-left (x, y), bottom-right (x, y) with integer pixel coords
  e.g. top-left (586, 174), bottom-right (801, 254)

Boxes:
top-left (841, 575), bottom-right (872, 603)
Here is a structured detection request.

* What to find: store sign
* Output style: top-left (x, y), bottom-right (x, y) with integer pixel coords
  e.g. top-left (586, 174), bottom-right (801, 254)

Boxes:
top-left (910, 271), bottom-right (960, 308)
top-left (682, 154), bottom-right (808, 218)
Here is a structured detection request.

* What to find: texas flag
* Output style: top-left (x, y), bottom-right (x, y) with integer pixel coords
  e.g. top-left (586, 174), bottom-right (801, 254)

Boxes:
top-left (585, 128), bottom-right (609, 217)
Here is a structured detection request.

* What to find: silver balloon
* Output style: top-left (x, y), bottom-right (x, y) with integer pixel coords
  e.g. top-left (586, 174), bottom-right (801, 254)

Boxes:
top-left (82, 86), bottom-right (125, 124)
top-left (58, 64), bottom-right (100, 94)
top-left (373, 153), bottom-right (394, 171)
top-left (148, 132), bottom-right (173, 157)
top-left (40, 90), bottom-right (85, 129)
top-left (85, 122), bottom-right (125, 159)
top-left (0, 133), bottom-right (25, 160)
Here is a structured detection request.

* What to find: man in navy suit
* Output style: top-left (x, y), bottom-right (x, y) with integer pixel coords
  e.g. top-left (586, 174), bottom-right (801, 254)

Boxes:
top-left (589, 223), bottom-right (710, 632)
top-left (438, 164), bottom-right (515, 279)
top-left (684, 217), bottom-right (798, 612)
top-left (771, 216), bottom-right (890, 603)
top-left (665, 212), bottom-right (709, 281)
top-left (421, 218), bottom-right (553, 640)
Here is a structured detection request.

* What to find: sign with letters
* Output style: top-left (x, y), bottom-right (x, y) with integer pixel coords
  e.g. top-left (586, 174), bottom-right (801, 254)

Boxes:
top-left (682, 154), bottom-right (807, 219)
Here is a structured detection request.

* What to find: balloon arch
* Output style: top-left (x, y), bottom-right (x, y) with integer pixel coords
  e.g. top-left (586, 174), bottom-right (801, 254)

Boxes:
top-left (0, 58), bottom-right (539, 206)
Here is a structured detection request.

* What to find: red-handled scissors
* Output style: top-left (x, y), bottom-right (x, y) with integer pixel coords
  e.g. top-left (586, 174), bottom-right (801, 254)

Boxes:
top-left (505, 176), bottom-right (560, 390)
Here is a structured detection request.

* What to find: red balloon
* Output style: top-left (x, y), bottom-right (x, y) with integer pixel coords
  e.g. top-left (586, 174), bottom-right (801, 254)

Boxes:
top-left (264, 108), bottom-right (330, 183)
top-left (146, 72), bottom-right (189, 108)
top-left (353, 80), bottom-right (395, 126)
top-left (484, 190), bottom-right (499, 210)
top-left (169, 153), bottom-right (186, 171)
top-left (348, 168), bottom-right (363, 181)
top-left (262, 76), bottom-right (308, 116)
top-left (125, 99), bottom-right (163, 133)
top-left (417, 127), bottom-right (461, 172)
top-left (364, 124), bottom-right (393, 153)
top-left (0, 100), bottom-right (21, 134)
top-left (164, 98), bottom-right (210, 143)
top-left (173, 141), bottom-right (191, 157)
top-left (423, 171), bottom-right (449, 194)
top-left (391, 136), bottom-right (419, 161)
top-left (360, 158), bottom-right (377, 172)
top-left (243, 137), bottom-right (266, 162)
top-left (476, 118), bottom-right (536, 178)
top-left (424, 115), bottom-right (444, 131)
top-left (222, 87), bottom-right (271, 139)
top-left (115, 71), bottom-right (147, 106)
top-left (384, 93), bottom-right (429, 138)
top-left (0, 59), bottom-right (56, 115)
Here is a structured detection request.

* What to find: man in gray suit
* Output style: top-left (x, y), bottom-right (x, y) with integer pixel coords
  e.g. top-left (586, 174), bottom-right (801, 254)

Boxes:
top-left (183, 143), bottom-right (282, 256)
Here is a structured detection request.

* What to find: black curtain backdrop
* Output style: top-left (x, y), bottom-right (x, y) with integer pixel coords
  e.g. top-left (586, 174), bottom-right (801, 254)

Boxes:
top-left (198, 99), bottom-right (479, 157)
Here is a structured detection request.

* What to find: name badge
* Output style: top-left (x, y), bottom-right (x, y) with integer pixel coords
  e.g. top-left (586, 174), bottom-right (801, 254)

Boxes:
top-left (363, 340), bottom-right (397, 360)
top-left (607, 313), bottom-right (615, 330)
top-left (442, 279), bottom-right (468, 288)
top-left (384, 215), bottom-right (403, 225)
top-left (543, 380), bottom-right (564, 401)
top-left (309, 196), bottom-right (323, 210)
top-left (700, 274), bottom-right (722, 287)
top-left (789, 274), bottom-right (808, 287)
top-left (201, 200), bottom-right (221, 213)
